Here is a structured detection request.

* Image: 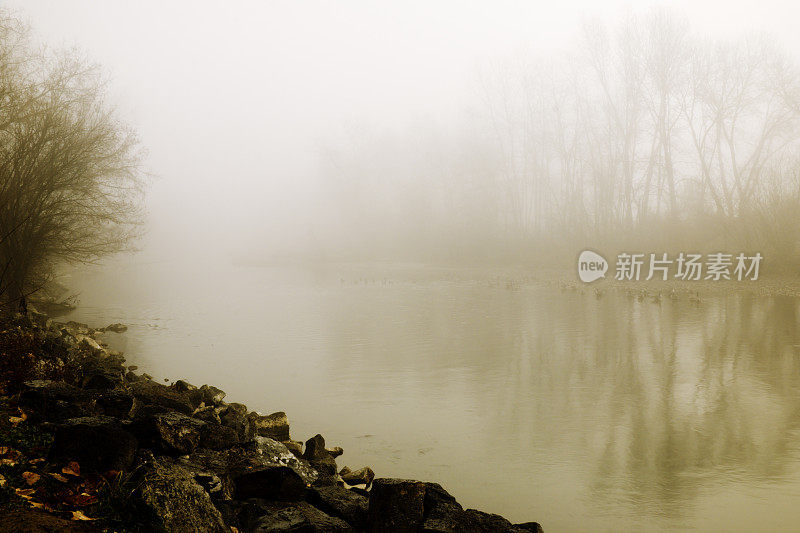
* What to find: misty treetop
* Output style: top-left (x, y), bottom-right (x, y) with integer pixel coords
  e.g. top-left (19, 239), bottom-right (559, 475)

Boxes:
top-left (319, 9), bottom-right (800, 268)
top-left (0, 11), bottom-right (145, 311)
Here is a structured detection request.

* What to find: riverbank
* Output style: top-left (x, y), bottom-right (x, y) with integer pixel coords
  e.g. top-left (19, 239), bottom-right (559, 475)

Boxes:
top-left (0, 309), bottom-right (543, 532)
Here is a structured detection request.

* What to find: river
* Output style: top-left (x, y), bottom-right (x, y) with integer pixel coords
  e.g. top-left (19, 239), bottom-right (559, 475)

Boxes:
top-left (60, 258), bottom-right (800, 532)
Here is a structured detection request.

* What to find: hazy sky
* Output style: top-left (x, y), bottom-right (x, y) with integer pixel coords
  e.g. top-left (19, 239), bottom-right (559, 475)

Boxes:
top-left (5, 0), bottom-right (800, 259)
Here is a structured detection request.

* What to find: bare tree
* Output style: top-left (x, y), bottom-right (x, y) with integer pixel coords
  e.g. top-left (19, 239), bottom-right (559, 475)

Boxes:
top-left (0, 12), bottom-right (144, 313)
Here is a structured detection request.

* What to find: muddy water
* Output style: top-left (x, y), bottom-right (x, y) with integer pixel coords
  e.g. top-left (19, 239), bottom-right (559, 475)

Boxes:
top-left (64, 260), bottom-right (800, 532)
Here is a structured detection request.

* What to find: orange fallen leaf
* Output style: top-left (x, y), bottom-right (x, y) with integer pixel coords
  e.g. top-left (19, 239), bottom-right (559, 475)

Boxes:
top-left (0, 458), bottom-right (17, 467)
top-left (22, 472), bottom-right (40, 485)
top-left (29, 458), bottom-right (45, 465)
top-left (62, 461), bottom-right (81, 477)
top-left (15, 488), bottom-right (35, 500)
top-left (8, 416), bottom-right (24, 426)
top-left (29, 501), bottom-right (44, 509)
top-left (71, 510), bottom-right (95, 521)
top-left (0, 474), bottom-right (5, 487)
top-left (49, 473), bottom-right (69, 483)
top-left (0, 446), bottom-right (9, 455)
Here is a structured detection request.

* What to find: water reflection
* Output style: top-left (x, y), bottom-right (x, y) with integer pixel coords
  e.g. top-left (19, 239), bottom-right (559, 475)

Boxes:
top-left (65, 264), bottom-right (800, 532)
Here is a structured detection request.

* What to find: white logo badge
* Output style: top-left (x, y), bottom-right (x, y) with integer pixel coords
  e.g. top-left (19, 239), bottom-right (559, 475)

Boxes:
top-left (578, 250), bottom-right (608, 283)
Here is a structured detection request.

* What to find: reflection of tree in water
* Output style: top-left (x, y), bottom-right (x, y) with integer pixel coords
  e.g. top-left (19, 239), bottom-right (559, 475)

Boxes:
top-left (512, 292), bottom-right (800, 519)
top-left (319, 282), bottom-right (800, 522)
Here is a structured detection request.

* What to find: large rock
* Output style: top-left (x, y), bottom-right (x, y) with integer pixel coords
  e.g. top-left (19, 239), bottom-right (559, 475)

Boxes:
top-left (308, 485), bottom-right (369, 530)
top-left (368, 479), bottom-right (542, 533)
top-left (184, 437), bottom-right (318, 499)
top-left (133, 411), bottom-right (206, 454)
top-left (49, 416), bottom-right (137, 472)
top-left (96, 390), bottom-right (135, 418)
top-left (199, 424), bottom-right (241, 450)
top-left (303, 434), bottom-right (338, 478)
top-left (128, 380), bottom-right (194, 414)
top-left (421, 482), bottom-right (465, 532)
top-left (367, 479), bottom-right (426, 532)
top-left (220, 403), bottom-right (255, 442)
top-left (77, 354), bottom-right (125, 390)
top-left (457, 509), bottom-right (544, 532)
top-left (249, 410), bottom-right (290, 441)
top-left (234, 465), bottom-right (307, 501)
top-left (139, 456), bottom-right (228, 533)
top-left (19, 380), bottom-right (98, 422)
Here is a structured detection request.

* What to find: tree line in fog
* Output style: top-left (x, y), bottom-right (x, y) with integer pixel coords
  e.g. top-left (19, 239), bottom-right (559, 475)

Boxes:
top-left (318, 9), bottom-right (800, 270)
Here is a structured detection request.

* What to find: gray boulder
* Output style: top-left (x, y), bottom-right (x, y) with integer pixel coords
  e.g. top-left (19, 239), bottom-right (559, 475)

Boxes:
top-left (139, 456), bottom-right (228, 533)
top-left (249, 410), bottom-right (290, 441)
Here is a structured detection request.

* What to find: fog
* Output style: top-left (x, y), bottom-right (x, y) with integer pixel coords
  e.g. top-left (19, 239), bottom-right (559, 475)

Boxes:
top-left (8, 0), bottom-right (800, 266)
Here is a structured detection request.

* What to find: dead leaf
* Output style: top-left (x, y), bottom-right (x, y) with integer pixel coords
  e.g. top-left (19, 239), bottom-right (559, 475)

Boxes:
top-left (29, 458), bottom-right (45, 465)
top-left (29, 501), bottom-right (44, 509)
top-left (49, 472), bottom-right (69, 483)
top-left (8, 416), bottom-right (24, 426)
top-left (70, 510), bottom-right (95, 521)
top-left (22, 471), bottom-right (40, 485)
top-left (15, 487), bottom-right (35, 500)
top-left (0, 458), bottom-right (17, 467)
top-left (72, 492), bottom-right (99, 506)
top-left (0, 474), bottom-right (5, 487)
top-left (62, 461), bottom-right (81, 477)
top-left (0, 446), bottom-right (9, 455)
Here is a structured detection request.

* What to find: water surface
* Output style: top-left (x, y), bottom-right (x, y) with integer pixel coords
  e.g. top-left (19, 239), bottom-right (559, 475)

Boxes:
top-left (63, 260), bottom-right (800, 532)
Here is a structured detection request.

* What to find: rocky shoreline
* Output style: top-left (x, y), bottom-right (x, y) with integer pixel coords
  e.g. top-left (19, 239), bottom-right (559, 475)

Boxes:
top-left (0, 310), bottom-right (543, 532)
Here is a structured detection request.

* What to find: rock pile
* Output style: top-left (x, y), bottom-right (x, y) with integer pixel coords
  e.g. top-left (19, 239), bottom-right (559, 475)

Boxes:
top-left (0, 313), bottom-right (543, 532)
